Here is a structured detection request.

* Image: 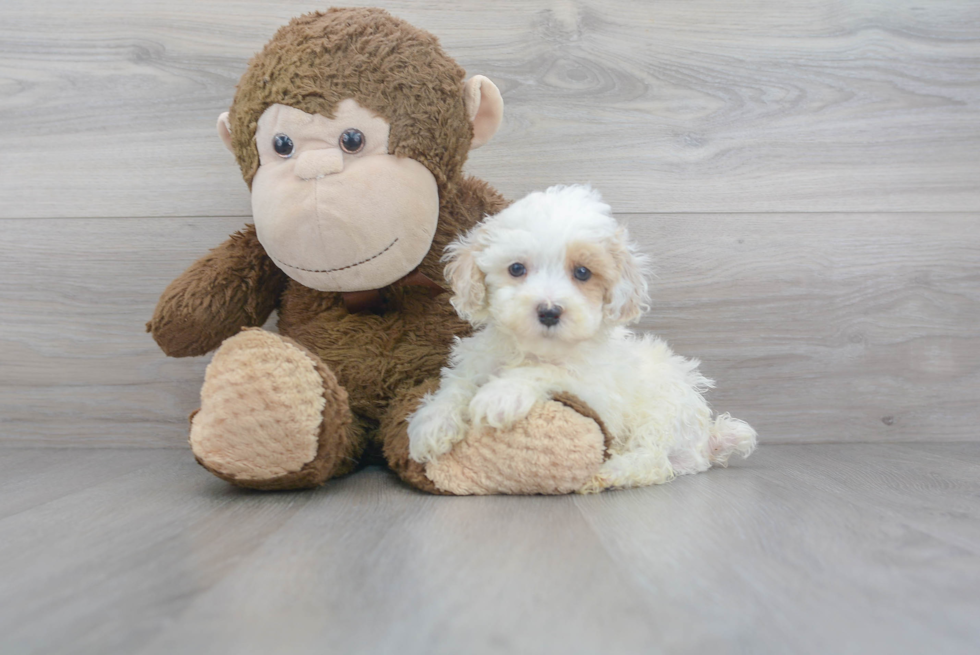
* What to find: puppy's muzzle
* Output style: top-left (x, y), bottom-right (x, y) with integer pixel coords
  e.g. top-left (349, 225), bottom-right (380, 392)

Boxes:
top-left (537, 304), bottom-right (563, 327)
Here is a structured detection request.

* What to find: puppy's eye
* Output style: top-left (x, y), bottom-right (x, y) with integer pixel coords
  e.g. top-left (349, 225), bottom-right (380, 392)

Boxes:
top-left (508, 263), bottom-right (526, 277)
top-left (273, 133), bottom-right (294, 158)
top-left (340, 128), bottom-right (365, 154)
top-left (573, 266), bottom-right (592, 281)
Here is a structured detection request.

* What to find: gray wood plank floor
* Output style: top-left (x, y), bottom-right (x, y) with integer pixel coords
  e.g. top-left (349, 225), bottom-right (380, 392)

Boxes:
top-left (0, 444), bottom-right (976, 655)
top-left (2, 0), bottom-right (979, 217)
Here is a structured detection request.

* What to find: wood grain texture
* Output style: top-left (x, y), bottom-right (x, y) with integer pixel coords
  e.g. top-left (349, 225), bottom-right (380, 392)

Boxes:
top-left (0, 444), bottom-right (976, 654)
top-left (2, 3), bottom-right (977, 653)
top-left (0, 217), bottom-right (244, 447)
top-left (0, 448), bottom-right (162, 519)
top-left (574, 442), bottom-right (980, 654)
top-left (630, 213), bottom-right (980, 444)
top-left (1, 213), bottom-right (976, 447)
top-left (1, 0), bottom-right (978, 217)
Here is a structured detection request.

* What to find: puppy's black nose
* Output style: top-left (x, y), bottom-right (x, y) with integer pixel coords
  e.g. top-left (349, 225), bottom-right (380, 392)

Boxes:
top-left (537, 304), bottom-right (563, 327)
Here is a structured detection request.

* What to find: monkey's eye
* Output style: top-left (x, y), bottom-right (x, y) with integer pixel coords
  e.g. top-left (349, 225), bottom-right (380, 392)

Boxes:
top-left (273, 133), bottom-right (294, 158)
top-left (508, 263), bottom-right (526, 277)
top-left (340, 129), bottom-right (365, 154)
top-left (573, 266), bottom-right (592, 281)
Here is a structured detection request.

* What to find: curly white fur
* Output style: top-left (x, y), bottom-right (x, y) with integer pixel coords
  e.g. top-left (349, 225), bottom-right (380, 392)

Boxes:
top-left (407, 184), bottom-right (757, 491)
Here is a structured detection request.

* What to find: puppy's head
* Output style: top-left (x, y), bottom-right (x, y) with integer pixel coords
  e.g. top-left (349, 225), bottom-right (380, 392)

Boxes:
top-left (444, 185), bottom-right (649, 353)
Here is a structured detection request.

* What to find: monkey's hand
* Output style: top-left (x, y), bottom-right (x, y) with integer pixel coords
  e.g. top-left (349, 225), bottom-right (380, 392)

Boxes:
top-left (147, 224), bottom-right (287, 357)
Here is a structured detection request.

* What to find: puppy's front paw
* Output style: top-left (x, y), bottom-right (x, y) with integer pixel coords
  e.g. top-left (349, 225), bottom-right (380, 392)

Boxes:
top-left (407, 404), bottom-right (467, 464)
top-left (468, 381), bottom-right (540, 430)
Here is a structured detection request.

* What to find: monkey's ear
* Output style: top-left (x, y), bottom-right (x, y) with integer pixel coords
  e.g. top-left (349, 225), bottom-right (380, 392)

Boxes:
top-left (463, 76), bottom-right (503, 150)
top-left (216, 112), bottom-right (234, 153)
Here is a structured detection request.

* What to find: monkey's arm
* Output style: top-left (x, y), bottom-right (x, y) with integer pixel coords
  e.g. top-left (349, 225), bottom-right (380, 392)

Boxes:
top-left (147, 224), bottom-right (288, 357)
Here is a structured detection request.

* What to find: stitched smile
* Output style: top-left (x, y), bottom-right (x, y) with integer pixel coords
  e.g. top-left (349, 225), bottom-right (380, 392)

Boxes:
top-left (272, 238), bottom-right (399, 274)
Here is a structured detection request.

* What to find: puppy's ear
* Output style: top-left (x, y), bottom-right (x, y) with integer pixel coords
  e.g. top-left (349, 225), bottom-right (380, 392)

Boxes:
top-left (605, 228), bottom-right (650, 324)
top-left (443, 226), bottom-right (490, 325)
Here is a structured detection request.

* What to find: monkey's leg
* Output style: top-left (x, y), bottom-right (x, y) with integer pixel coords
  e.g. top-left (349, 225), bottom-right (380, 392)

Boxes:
top-left (377, 380), bottom-right (449, 494)
top-left (189, 328), bottom-right (366, 490)
top-left (379, 381), bottom-right (609, 495)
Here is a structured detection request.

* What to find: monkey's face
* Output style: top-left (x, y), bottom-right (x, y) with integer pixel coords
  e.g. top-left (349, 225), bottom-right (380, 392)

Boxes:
top-left (246, 100), bottom-right (440, 292)
top-left (218, 12), bottom-right (503, 293)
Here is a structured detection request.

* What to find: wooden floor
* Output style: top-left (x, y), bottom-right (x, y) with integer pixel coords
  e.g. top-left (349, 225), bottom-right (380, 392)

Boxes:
top-left (0, 443), bottom-right (977, 654)
top-left (2, 1), bottom-right (979, 653)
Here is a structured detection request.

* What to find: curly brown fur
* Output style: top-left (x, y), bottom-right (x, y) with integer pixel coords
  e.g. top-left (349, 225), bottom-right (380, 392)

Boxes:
top-left (147, 225), bottom-right (287, 357)
top-left (229, 8), bottom-right (473, 191)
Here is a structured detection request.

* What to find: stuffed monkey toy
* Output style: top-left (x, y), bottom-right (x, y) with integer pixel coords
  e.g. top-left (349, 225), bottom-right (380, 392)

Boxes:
top-left (148, 8), bottom-right (608, 494)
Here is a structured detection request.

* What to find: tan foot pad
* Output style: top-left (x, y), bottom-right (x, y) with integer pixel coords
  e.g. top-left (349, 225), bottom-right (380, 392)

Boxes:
top-left (425, 400), bottom-right (606, 495)
top-left (190, 329), bottom-right (326, 481)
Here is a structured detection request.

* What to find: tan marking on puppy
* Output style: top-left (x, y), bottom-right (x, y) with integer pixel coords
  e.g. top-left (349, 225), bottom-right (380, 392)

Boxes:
top-left (565, 241), bottom-right (618, 307)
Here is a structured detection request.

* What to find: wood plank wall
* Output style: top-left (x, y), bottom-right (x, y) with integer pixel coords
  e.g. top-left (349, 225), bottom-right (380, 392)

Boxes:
top-left (1, 0), bottom-right (978, 447)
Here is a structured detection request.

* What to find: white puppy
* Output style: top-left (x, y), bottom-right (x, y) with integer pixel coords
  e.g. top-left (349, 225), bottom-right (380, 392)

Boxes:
top-left (407, 185), bottom-right (756, 491)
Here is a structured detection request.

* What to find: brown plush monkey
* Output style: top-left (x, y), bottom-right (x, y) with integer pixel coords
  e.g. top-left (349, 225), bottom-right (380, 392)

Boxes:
top-left (148, 8), bottom-right (607, 493)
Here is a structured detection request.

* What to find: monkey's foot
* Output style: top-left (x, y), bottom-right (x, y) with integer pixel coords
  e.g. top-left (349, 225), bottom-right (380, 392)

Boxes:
top-left (424, 394), bottom-right (608, 495)
top-left (189, 328), bottom-right (356, 490)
